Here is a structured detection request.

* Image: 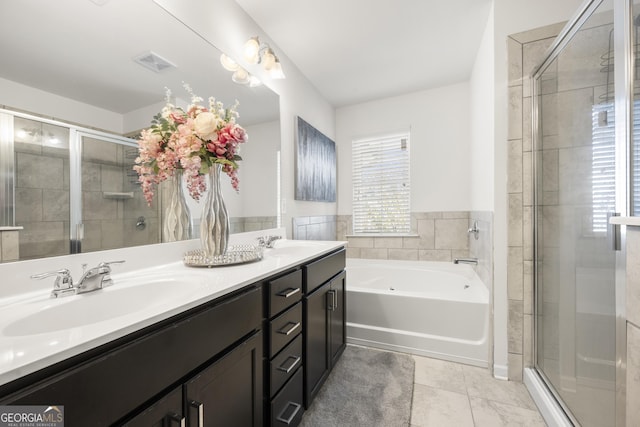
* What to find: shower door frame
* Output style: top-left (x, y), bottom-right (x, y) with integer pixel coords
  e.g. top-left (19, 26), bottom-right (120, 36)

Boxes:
top-left (530, 0), bottom-right (631, 425)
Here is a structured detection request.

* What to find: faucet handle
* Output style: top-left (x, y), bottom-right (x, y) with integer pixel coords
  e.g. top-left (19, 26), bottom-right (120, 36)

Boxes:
top-left (98, 260), bottom-right (125, 270)
top-left (31, 269), bottom-right (74, 290)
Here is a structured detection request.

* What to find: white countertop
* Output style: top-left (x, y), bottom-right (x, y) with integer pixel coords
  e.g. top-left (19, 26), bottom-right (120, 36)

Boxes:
top-left (0, 230), bottom-right (345, 388)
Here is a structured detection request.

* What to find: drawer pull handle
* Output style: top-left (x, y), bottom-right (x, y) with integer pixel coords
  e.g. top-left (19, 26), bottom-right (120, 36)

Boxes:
top-left (189, 400), bottom-right (204, 427)
top-left (167, 413), bottom-right (185, 427)
top-left (276, 401), bottom-right (302, 425)
top-left (277, 355), bottom-right (301, 374)
top-left (277, 287), bottom-right (300, 298)
top-left (277, 321), bottom-right (301, 336)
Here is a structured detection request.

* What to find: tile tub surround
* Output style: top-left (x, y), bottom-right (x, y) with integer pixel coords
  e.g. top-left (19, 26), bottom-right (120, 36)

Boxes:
top-left (337, 211), bottom-right (483, 263)
top-left (293, 215), bottom-right (337, 241)
top-left (624, 225), bottom-right (640, 427)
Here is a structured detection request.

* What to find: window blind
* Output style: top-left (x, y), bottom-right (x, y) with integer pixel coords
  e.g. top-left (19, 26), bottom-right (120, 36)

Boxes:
top-left (352, 133), bottom-right (410, 234)
top-left (591, 103), bottom-right (616, 233)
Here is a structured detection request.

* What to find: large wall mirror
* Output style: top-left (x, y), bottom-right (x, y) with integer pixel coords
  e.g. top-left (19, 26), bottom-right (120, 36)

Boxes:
top-left (0, 0), bottom-right (280, 263)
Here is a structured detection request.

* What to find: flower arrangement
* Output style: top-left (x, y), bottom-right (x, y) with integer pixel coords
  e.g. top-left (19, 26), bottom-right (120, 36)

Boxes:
top-left (134, 84), bottom-right (248, 205)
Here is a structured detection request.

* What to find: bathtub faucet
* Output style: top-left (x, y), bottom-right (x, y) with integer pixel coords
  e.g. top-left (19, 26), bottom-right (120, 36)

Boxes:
top-left (453, 257), bottom-right (478, 265)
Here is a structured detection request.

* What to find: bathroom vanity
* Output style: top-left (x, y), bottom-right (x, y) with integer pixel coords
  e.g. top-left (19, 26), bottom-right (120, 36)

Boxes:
top-left (0, 235), bottom-right (346, 427)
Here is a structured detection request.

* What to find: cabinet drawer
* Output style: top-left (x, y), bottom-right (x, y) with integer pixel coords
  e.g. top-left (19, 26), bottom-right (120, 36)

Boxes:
top-left (303, 248), bottom-right (345, 293)
top-left (269, 302), bottom-right (302, 357)
top-left (270, 334), bottom-right (303, 398)
top-left (271, 368), bottom-right (304, 427)
top-left (268, 269), bottom-right (302, 317)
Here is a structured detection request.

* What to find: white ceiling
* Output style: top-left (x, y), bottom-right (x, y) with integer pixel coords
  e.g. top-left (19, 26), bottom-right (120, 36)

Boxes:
top-left (235, 0), bottom-right (493, 107)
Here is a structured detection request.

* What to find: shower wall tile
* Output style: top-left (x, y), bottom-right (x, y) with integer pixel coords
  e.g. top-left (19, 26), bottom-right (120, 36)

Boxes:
top-left (507, 247), bottom-right (523, 300)
top-left (523, 261), bottom-right (533, 315)
top-left (83, 192), bottom-right (118, 221)
top-left (508, 193), bottom-right (523, 247)
top-left (627, 227), bottom-right (640, 328)
top-left (557, 24), bottom-right (611, 93)
top-left (42, 190), bottom-right (69, 222)
top-left (508, 87), bottom-right (523, 140)
top-left (346, 237), bottom-right (374, 248)
top-left (101, 219), bottom-right (125, 250)
top-left (508, 37), bottom-right (523, 86)
top-left (523, 314), bottom-right (533, 367)
top-left (82, 163), bottom-right (102, 191)
top-left (508, 300), bottom-right (524, 354)
top-left (15, 188), bottom-right (43, 222)
top-left (374, 237), bottom-right (404, 249)
top-left (522, 97), bottom-right (532, 152)
top-left (522, 37), bottom-right (556, 98)
top-left (508, 353), bottom-right (523, 381)
top-left (101, 164), bottom-right (124, 192)
top-left (508, 139), bottom-right (523, 193)
top-left (16, 153), bottom-right (64, 189)
top-left (18, 221), bottom-right (66, 259)
top-left (522, 151), bottom-right (532, 207)
top-left (83, 138), bottom-right (118, 165)
top-left (523, 206), bottom-right (533, 261)
top-left (469, 212), bottom-right (493, 290)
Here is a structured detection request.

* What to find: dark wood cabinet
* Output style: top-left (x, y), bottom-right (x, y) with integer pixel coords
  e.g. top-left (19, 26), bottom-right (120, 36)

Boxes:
top-left (303, 250), bottom-right (346, 408)
top-left (123, 387), bottom-right (183, 427)
top-left (0, 286), bottom-right (263, 427)
top-left (184, 331), bottom-right (263, 427)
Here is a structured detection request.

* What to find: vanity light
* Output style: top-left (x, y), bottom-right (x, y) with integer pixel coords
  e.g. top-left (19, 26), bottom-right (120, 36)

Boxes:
top-left (248, 75), bottom-right (263, 88)
top-left (231, 67), bottom-right (250, 85)
top-left (242, 36), bottom-right (286, 79)
top-left (220, 53), bottom-right (240, 71)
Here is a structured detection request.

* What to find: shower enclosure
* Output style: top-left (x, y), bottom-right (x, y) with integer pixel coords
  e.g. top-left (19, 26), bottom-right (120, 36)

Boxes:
top-left (530, 0), bottom-right (637, 425)
top-left (0, 109), bottom-right (160, 260)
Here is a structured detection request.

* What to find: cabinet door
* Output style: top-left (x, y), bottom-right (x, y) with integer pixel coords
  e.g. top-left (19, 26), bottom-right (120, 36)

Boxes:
top-left (122, 386), bottom-right (183, 427)
top-left (184, 331), bottom-right (263, 427)
top-left (303, 281), bottom-right (330, 407)
top-left (329, 271), bottom-right (346, 366)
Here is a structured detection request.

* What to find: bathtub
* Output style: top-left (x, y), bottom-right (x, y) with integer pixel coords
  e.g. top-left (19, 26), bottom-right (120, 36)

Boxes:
top-left (346, 258), bottom-right (489, 367)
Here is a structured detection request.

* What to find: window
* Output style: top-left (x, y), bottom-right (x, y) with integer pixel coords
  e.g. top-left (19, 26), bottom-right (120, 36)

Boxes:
top-left (352, 133), bottom-right (410, 234)
top-left (591, 103), bottom-right (615, 233)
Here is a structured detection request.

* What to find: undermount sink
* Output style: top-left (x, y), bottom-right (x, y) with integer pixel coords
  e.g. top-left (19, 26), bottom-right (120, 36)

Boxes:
top-left (3, 276), bottom-right (206, 336)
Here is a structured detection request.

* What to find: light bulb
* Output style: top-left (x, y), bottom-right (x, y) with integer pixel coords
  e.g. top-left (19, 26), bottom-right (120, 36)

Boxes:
top-left (231, 67), bottom-right (250, 85)
top-left (220, 53), bottom-right (239, 71)
top-left (243, 37), bottom-right (260, 64)
top-left (262, 49), bottom-right (276, 71)
top-left (270, 61), bottom-right (286, 79)
top-left (248, 75), bottom-right (262, 87)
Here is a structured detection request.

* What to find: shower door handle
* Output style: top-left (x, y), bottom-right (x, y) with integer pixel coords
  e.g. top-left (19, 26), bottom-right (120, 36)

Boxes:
top-left (607, 212), bottom-right (620, 251)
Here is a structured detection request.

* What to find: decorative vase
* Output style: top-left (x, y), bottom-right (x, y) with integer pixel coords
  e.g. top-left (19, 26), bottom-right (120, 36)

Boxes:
top-left (200, 164), bottom-right (230, 257)
top-left (162, 169), bottom-right (193, 242)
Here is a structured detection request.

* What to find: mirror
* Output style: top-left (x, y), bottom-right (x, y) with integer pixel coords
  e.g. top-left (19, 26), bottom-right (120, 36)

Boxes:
top-left (0, 0), bottom-right (280, 262)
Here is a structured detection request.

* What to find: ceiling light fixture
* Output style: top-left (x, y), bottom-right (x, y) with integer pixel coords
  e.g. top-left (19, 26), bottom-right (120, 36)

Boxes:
top-left (242, 36), bottom-right (286, 79)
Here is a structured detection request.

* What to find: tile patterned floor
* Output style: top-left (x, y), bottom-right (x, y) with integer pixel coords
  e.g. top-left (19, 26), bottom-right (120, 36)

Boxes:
top-left (410, 356), bottom-right (547, 426)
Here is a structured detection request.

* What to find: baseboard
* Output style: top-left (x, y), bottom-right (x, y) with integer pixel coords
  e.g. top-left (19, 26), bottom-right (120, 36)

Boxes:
top-left (523, 368), bottom-right (573, 427)
top-left (493, 363), bottom-right (508, 380)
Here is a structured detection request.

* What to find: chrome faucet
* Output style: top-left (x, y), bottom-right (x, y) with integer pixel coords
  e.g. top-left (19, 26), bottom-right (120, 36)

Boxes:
top-left (76, 261), bottom-right (125, 293)
top-left (453, 257), bottom-right (478, 265)
top-left (257, 235), bottom-right (281, 248)
top-left (31, 260), bottom-right (125, 298)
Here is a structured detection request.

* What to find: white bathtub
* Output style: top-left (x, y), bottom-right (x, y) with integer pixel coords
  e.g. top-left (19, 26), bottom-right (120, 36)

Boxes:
top-left (346, 258), bottom-right (489, 367)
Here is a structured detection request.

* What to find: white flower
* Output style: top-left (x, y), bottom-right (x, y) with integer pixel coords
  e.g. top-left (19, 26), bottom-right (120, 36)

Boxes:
top-left (193, 111), bottom-right (218, 139)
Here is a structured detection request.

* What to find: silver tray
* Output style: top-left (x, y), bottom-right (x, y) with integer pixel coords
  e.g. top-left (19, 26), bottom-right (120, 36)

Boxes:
top-left (183, 245), bottom-right (264, 267)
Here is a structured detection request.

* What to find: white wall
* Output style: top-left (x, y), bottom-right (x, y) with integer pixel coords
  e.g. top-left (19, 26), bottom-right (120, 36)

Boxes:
top-left (336, 82), bottom-right (471, 214)
top-left (0, 77), bottom-right (124, 133)
top-left (153, 0), bottom-right (336, 238)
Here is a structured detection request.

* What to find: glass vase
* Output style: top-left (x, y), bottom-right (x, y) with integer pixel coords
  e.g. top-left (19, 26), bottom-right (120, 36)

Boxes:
top-left (200, 164), bottom-right (229, 257)
top-left (162, 169), bottom-right (193, 242)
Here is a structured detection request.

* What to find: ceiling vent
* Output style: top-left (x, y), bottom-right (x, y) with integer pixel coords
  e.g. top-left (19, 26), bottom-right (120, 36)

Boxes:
top-left (133, 51), bottom-right (176, 73)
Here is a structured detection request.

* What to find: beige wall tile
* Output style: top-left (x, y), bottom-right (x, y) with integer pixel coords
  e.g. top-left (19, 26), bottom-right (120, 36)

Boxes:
top-left (508, 353), bottom-right (523, 381)
top-left (419, 249), bottom-right (452, 262)
top-left (627, 228), bottom-right (640, 327)
top-left (508, 139), bottom-right (523, 193)
top-left (508, 300), bottom-right (523, 354)
top-left (16, 152), bottom-right (65, 190)
top-left (523, 314), bottom-right (533, 368)
top-left (42, 190), bottom-right (69, 222)
top-left (374, 237), bottom-right (403, 249)
top-left (389, 249), bottom-right (418, 261)
top-left (1, 231), bottom-right (19, 261)
top-left (508, 247), bottom-right (523, 300)
top-left (508, 193), bottom-right (523, 247)
top-left (347, 237), bottom-right (374, 248)
top-left (524, 261), bottom-right (533, 315)
top-left (15, 188), bottom-right (43, 222)
top-left (360, 248), bottom-right (388, 259)
top-left (627, 323), bottom-right (640, 427)
top-left (508, 86), bottom-right (523, 140)
top-left (435, 219), bottom-right (469, 250)
top-left (508, 37), bottom-right (523, 86)
top-left (522, 151), bottom-right (532, 207)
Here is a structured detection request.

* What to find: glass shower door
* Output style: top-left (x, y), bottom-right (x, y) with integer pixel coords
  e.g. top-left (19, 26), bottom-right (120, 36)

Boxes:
top-left (534, 1), bottom-right (617, 425)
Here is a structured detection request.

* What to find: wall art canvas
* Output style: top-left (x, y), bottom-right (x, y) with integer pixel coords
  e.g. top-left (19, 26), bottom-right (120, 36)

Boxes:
top-left (295, 116), bottom-right (336, 202)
